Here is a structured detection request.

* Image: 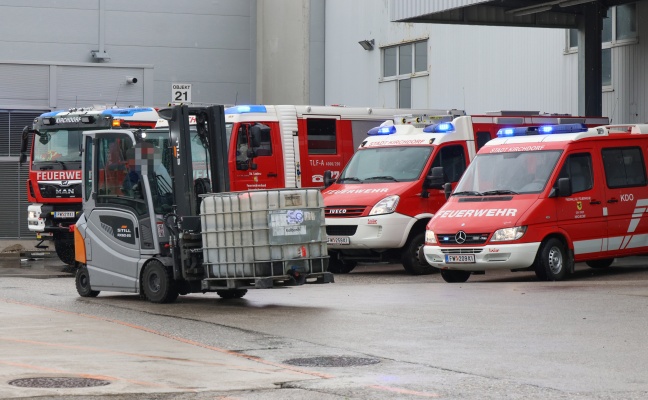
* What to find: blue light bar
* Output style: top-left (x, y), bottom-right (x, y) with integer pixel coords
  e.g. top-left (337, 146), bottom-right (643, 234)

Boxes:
top-left (423, 122), bottom-right (455, 133)
top-left (497, 123), bottom-right (589, 138)
top-left (538, 123), bottom-right (588, 134)
top-left (225, 105), bottom-right (267, 114)
top-left (102, 107), bottom-right (155, 117)
top-left (367, 125), bottom-right (397, 136)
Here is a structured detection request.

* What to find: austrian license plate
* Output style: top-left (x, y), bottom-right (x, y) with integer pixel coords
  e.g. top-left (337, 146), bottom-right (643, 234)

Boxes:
top-left (54, 211), bottom-right (75, 218)
top-left (327, 236), bottom-right (350, 245)
top-left (445, 254), bottom-right (475, 263)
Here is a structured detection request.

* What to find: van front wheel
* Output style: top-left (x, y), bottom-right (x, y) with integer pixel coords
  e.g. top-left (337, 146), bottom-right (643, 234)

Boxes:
top-left (534, 238), bottom-right (569, 281)
top-left (401, 232), bottom-right (437, 275)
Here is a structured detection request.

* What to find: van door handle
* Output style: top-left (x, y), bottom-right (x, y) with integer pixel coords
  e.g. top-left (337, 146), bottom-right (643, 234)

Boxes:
top-left (267, 173), bottom-right (277, 177)
top-left (590, 200), bottom-right (601, 205)
top-left (607, 198), bottom-right (619, 203)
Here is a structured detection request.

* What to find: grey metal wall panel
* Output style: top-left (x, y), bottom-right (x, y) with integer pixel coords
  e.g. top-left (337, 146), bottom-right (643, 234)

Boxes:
top-left (105, 0), bottom-right (250, 15)
top-left (57, 66), bottom-right (145, 108)
top-left (0, 64), bottom-right (49, 105)
top-left (0, 160), bottom-right (30, 238)
top-left (390, 0), bottom-right (490, 21)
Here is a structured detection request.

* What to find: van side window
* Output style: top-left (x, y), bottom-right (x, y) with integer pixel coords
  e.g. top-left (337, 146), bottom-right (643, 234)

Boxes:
top-left (558, 153), bottom-right (593, 193)
top-left (431, 145), bottom-right (466, 182)
top-left (476, 131), bottom-right (492, 151)
top-left (602, 147), bottom-right (646, 188)
top-left (307, 119), bottom-right (337, 155)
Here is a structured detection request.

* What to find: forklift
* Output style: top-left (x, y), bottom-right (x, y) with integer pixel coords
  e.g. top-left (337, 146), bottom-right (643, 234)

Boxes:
top-left (73, 105), bottom-right (332, 303)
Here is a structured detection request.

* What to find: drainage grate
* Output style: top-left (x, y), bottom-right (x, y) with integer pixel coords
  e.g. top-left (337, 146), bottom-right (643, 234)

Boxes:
top-left (8, 377), bottom-right (111, 388)
top-left (284, 356), bottom-right (381, 367)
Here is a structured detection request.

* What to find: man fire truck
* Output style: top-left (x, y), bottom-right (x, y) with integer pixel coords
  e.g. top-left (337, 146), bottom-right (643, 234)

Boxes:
top-left (322, 112), bottom-right (609, 275)
top-left (20, 106), bottom-right (158, 265)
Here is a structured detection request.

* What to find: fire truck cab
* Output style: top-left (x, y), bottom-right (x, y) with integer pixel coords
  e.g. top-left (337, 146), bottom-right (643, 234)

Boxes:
top-left (20, 106), bottom-right (158, 264)
top-left (423, 123), bottom-right (648, 283)
top-left (323, 113), bottom-right (609, 275)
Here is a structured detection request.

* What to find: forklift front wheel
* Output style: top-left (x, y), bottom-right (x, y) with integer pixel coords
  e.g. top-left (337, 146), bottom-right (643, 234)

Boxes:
top-left (142, 260), bottom-right (179, 303)
top-left (75, 265), bottom-right (100, 297)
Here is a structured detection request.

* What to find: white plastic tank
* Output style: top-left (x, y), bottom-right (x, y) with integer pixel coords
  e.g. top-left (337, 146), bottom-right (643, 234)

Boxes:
top-left (200, 189), bottom-right (327, 278)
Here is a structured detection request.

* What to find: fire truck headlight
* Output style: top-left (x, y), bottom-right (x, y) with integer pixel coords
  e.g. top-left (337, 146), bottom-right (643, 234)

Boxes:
top-left (425, 230), bottom-right (437, 244)
top-left (369, 195), bottom-right (400, 215)
top-left (28, 211), bottom-right (37, 219)
top-left (491, 226), bottom-right (527, 242)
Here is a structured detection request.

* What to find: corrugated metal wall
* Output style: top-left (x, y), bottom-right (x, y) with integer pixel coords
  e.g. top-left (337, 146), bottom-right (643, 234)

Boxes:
top-left (0, 110), bottom-right (48, 238)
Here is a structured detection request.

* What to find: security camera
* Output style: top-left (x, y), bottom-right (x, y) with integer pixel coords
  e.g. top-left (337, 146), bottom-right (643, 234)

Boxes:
top-left (126, 77), bottom-right (138, 84)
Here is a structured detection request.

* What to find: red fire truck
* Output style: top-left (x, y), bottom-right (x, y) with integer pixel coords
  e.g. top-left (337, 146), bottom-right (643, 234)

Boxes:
top-left (322, 112), bottom-right (609, 275)
top-left (222, 105), bottom-right (464, 191)
top-left (20, 106), bottom-right (158, 264)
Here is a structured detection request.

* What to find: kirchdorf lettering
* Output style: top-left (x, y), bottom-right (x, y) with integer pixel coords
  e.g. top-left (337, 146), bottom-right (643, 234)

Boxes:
top-left (36, 171), bottom-right (82, 181)
top-left (437, 208), bottom-right (518, 218)
top-left (325, 188), bottom-right (389, 195)
top-left (55, 117), bottom-right (82, 124)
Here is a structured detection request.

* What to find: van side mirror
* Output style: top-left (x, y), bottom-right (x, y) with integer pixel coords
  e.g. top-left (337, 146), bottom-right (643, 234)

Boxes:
top-left (551, 177), bottom-right (572, 198)
top-left (323, 170), bottom-right (335, 187)
top-left (424, 167), bottom-right (447, 189)
top-left (443, 182), bottom-right (453, 200)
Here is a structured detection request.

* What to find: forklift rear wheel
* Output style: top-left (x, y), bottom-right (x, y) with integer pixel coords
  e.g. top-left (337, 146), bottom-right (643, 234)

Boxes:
top-left (142, 260), bottom-right (179, 303)
top-left (55, 240), bottom-right (75, 266)
top-left (216, 289), bottom-right (247, 299)
top-left (75, 266), bottom-right (100, 297)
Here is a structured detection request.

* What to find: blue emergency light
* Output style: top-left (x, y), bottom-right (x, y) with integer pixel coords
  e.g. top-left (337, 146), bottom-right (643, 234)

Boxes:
top-left (423, 122), bottom-right (455, 133)
top-left (225, 105), bottom-right (267, 114)
top-left (367, 125), bottom-right (397, 136)
top-left (103, 107), bottom-right (155, 117)
top-left (497, 123), bottom-right (588, 137)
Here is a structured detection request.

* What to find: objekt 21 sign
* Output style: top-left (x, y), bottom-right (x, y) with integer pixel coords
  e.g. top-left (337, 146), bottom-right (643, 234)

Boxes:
top-left (172, 83), bottom-right (192, 104)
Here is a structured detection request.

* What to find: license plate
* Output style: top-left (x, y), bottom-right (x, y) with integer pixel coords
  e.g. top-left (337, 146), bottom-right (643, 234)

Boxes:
top-left (445, 254), bottom-right (475, 263)
top-left (54, 211), bottom-right (75, 218)
top-left (327, 236), bottom-right (350, 245)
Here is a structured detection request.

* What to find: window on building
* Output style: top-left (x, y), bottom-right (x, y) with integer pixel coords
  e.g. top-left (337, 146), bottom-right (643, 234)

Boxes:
top-left (566, 3), bottom-right (637, 88)
top-left (382, 39), bottom-right (428, 107)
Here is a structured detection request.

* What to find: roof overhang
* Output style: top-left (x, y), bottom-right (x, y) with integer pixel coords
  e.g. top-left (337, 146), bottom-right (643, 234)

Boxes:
top-left (391, 0), bottom-right (637, 29)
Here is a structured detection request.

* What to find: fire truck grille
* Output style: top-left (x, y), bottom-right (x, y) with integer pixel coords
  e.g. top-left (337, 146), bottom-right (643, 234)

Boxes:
top-left (38, 183), bottom-right (82, 199)
top-left (326, 225), bottom-right (357, 236)
top-left (441, 249), bottom-right (483, 254)
top-left (437, 233), bottom-right (489, 245)
top-left (325, 206), bottom-right (367, 217)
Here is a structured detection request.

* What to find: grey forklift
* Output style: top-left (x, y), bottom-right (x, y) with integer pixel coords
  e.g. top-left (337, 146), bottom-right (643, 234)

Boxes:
top-left (74, 105), bottom-right (332, 303)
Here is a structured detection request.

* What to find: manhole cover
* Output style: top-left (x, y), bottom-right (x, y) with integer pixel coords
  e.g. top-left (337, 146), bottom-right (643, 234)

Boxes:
top-left (284, 356), bottom-right (381, 367)
top-left (8, 377), bottom-right (111, 388)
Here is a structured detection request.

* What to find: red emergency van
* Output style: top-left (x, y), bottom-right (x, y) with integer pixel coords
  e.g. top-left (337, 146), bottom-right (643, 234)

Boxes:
top-left (323, 113), bottom-right (608, 275)
top-left (422, 123), bottom-right (648, 282)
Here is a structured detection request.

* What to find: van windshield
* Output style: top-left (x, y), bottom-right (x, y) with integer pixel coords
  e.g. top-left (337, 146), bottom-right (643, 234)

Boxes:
top-left (339, 146), bottom-right (432, 183)
top-left (454, 150), bottom-right (562, 195)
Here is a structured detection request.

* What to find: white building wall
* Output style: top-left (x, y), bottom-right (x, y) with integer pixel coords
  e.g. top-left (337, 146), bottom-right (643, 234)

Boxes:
top-left (325, 0), bottom-right (580, 116)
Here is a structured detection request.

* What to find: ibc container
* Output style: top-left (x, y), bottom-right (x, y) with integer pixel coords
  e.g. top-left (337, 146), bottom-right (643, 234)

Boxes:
top-left (200, 188), bottom-right (328, 279)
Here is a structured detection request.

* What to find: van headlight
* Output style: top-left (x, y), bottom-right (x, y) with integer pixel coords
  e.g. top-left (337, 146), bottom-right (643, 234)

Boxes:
top-left (491, 226), bottom-right (527, 242)
top-left (369, 195), bottom-right (400, 215)
top-left (425, 230), bottom-right (437, 244)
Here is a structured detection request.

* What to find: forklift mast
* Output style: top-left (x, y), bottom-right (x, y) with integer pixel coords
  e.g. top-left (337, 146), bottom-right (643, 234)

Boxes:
top-left (158, 105), bottom-right (230, 219)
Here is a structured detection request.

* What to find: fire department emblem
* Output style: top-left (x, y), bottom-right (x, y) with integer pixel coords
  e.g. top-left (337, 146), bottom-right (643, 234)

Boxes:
top-left (576, 201), bottom-right (582, 211)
